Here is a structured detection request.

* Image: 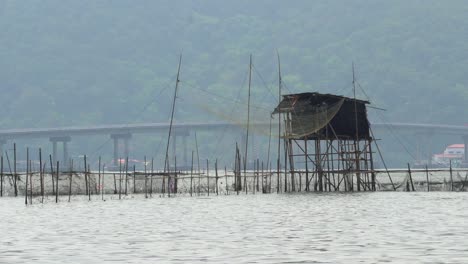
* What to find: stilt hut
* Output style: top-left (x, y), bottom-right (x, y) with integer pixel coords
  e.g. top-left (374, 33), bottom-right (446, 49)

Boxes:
top-left (272, 92), bottom-right (375, 192)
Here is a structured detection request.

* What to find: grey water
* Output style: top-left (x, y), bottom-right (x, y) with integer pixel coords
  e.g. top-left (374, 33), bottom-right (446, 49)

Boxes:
top-left (1, 192), bottom-right (468, 263)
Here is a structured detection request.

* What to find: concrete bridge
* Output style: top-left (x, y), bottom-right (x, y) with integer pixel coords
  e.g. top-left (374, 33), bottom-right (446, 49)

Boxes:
top-left (0, 122), bottom-right (467, 166)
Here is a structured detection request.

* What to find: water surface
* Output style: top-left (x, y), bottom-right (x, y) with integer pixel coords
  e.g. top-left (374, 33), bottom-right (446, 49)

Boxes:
top-left (1, 192), bottom-right (467, 263)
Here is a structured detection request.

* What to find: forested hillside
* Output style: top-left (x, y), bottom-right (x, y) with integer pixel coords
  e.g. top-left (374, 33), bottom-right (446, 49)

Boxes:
top-left (0, 1), bottom-right (467, 165)
top-left (1, 0), bottom-right (467, 127)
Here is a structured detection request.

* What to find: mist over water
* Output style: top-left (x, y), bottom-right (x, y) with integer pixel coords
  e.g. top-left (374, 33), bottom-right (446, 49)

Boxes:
top-left (1, 192), bottom-right (467, 263)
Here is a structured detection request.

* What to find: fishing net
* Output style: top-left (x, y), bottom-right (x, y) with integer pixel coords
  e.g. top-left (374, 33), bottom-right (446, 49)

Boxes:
top-left (284, 98), bottom-right (345, 139)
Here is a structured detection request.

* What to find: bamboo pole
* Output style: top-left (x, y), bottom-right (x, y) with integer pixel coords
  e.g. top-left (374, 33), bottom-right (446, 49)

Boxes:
top-left (167, 155), bottom-right (171, 197)
top-left (119, 158), bottom-right (122, 200)
top-left (144, 156), bottom-right (148, 198)
top-left (277, 52), bottom-right (282, 195)
top-left (225, 166), bottom-right (228, 195)
top-left (84, 155), bottom-right (88, 196)
top-left (68, 159), bottom-right (73, 202)
top-left (150, 157), bottom-right (154, 197)
top-left (102, 163), bottom-right (105, 201)
top-left (56, 161), bottom-right (59, 203)
top-left (0, 156), bottom-right (3, 197)
top-left (98, 156), bottom-right (101, 195)
top-left (133, 164), bottom-right (136, 194)
top-left (190, 151), bottom-right (194, 197)
top-left (215, 159), bottom-right (219, 196)
top-left (425, 165), bottom-right (430, 192)
top-left (195, 133), bottom-right (201, 196)
top-left (305, 139), bottom-right (309, 191)
top-left (261, 161), bottom-right (264, 193)
top-left (88, 164), bottom-right (91, 200)
top-left (174, 156), bottom-right (178, 194)
top-left (13, 143), bottom-right (17, 196)
top-left (49, 154), bottom-right (55, 195)
top-left (407, 163), bottom-right (415, 191)
top-left (25, 148), bottom-right (29, 205)
top-left (269, 161), bottom-right (272, 193)
top-left (113, 174), bottom-right (117, 194)
top-left (449, 160), bottom-right (453, 191)
top-left (163, 55), bottom-right (182, 197)
top-left (125, 157), bottom-right (128, 195)
top-left (252, 160), bottom-right (256, 195)
top-left (207, 159), bottom-right (210, 196)
top-left (244, 54), bottom-right (252, 196)
top-left (39, 148), bottom-right (44, 203)
top-left (29, 160), bottom-right (32, 204)
top-left (256, 159), bottom-right (260, 193)
top-left (277, 158), bottom-right (280, 194)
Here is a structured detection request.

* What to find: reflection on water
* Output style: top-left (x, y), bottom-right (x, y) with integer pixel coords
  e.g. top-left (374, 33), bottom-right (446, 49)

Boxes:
top-left (1, 192), bottom-right (468, 263)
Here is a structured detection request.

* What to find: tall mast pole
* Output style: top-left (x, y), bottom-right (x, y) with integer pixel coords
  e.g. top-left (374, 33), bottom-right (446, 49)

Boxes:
top-left (352, 63), bottom-right (361, 191)
top-left (352, 63), bottom-right (359, 141)
top-left (244, 54), bottom-right (252, 188)
top-left (277, 52), bottom-right (282, 193)
top-left (164, 54), bottom-right (182, 175)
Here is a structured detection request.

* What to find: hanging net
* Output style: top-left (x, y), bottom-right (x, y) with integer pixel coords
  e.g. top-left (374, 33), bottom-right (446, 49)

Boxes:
top-left (283, 98), bottom-right (345, 139)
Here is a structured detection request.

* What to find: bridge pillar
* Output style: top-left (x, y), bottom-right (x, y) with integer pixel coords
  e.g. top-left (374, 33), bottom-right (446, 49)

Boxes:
top-left (0, 139), bottom-right (6, 157)
top-left (414, 132), bottom-right (434, 166)
top-left (172, 129), bottom-right (190, 168)
top-left (463, 135), bottom-right (468, 165)
top-left (110, 133), bottom-right (132, 166)
top-left (50, 136), bottom-right (71, 168)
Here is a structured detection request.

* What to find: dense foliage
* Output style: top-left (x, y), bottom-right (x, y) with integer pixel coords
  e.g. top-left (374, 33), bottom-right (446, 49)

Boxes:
top-left (0, 1), bottom-right (467, 165)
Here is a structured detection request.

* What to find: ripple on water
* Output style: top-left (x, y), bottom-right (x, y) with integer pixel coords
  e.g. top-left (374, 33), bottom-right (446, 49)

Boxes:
top-left (0, 192), bottom-right (468, 263)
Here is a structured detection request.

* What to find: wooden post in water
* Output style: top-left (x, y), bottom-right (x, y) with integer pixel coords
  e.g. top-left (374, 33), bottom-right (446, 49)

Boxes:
top-left (256, 159), bottom-right (260, 193)
top-left (68, 159), bottom-right (73, 202)
top-left (425, 165), bottom-right (430, 192)
top-left (13, 143), bottom-right (17, 196)
top-left (144, 156), bottom-right (148, 198)
top-left (215, 159), bottom-right (219, 196)
top-left (84, 155), bottom-right (88, 196)
top-left (150, 157), bottom-right (154, 197)
top-left (56, 161), bottom-right (59, 203)
top-left (190, 151), bottom-right (194, 197)
top-left (125, 157), bottom-right (128, 195)
top-left (261, 161), bottom-right (264, 193)
top-left (102, 164), bottom-right (105, 201)
top-left (166, 156), bottom-right (171, 197)
top-left (225, 166), bottom-right (228, 195)
top-left (88, 164), bottom-right (92, 200)
top-left (174, 156), bottom-right (178, 194)
top-left (207, 159), bottom-right (210, 196)
top-left (304, 139), bottom-right (309, 191)
top-left (119, 158), bottom-right (122, 200)
top-left (49, 154), bottom-right (55, 195)
top-left (98, 156), bottom-right (101, 196)
top-left (277, 52), bottom-right (282, 195)
top-left (277, 158), bottom-right (280, 194)
top-left (269, 161), bottom-right (272, 193)
top-left (0, 155), bottom-right (3, 197)
top-left (113, 174), bottom-right (117, 194)
top-left (449, 160), bottom-right (454, 191)
top-left (25, 148), bottom-right (29, 205)
top-left (407, 163), bottom-right (415, 191)
top-left (195, 133), bottom-right (201, 196)
top-left (39, 148), bottom-right (44, 203)
top-left (29, 160), bottom-right (33, 204)
top-left (460, 172), bottom-right (468, 191)
top-left (133, 164), bottom-right (136, 194)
